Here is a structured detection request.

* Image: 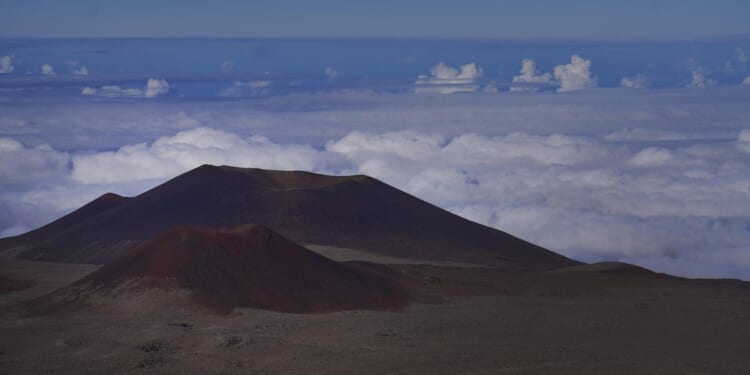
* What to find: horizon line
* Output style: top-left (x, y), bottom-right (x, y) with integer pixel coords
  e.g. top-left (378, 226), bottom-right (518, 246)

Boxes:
top-left (1, 33), bottom-right (750, 44)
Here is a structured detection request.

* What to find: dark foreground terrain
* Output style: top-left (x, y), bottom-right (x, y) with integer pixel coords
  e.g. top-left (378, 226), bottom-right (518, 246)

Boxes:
top-left (2, 248), bottom-right (750, 375)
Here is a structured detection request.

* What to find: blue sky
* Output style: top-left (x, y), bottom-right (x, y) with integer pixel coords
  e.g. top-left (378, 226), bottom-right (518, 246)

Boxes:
top-left (0, 0), bottom-right (749, 39)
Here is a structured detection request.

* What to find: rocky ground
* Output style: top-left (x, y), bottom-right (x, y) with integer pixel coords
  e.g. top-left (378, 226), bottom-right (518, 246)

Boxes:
top-left (2, 251), bottom-right (750, 374)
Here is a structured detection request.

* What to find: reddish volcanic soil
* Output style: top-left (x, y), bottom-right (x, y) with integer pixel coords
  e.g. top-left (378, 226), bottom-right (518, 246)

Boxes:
top-left (4, 165), bottom-right (577, 269)
top-left (0, 275), bottom-right (35, 294)
top-left (50, 225), bottom-right (410, 314)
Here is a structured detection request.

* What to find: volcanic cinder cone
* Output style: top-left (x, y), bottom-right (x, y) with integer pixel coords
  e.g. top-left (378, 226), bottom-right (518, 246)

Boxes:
top-left (4, 165), bottom-right (578, 269)
top-left (45, 224), bottom-right (409, 314)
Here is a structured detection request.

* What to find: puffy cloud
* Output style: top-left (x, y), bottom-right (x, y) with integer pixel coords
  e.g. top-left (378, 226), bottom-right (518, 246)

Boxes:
top-left (144, 78), bottom-right (170, 98)
top-left (324, 67), bottom-right (340, 78)
top-left (219, 80), bottom-right (272, 98)
top-left (687, 69), bottom-right (716, 88)
top-left (80, 86), bottom-right (98, 95)
top-left (620, 74), bottom-right (647, 89)
top-left (71, 127), bottom-right (323, 184)
top-left (0, 55), bottom-right (14, 74)
top-left (553, 55), bottom-right (597, 92)
top-left (73, 66), bottom-right (89, 76)
top-left (688, 70), bottom-right (707, 88)
top-left (325, 128), bottom-right (750, 279)
top-left (81, 78), bottom-right (170, 98)
top-left (628, 147), bottom-right (673, 166)
top-left (510, 59), bottom-right (552, 92)
top-left (415, 62), bottom-right (484, 94)
top-left (41, 64), bottom-right (55, 75)
top-left (743, 75), bottom-right (750, 85)
top-left (0, 138), bottom-right (73, 235)
top-left (419, 62), bottom-right (483, 84)
top-left (513, 59), bottom-right (552, 84)
top-left (0, 138), bottom-right (70, 185)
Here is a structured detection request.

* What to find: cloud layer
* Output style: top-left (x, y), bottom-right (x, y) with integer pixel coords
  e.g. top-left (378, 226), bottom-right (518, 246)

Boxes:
top-left (3, 86), bottom-right (750, 280)
top-left (220, 80), bottom-right (272, 98)
top-left (70, 127), bottom-right (323, 184)
top-left (620, 74), bottom-right (647, 89)
top-left (4, 119), bottom-right (750, 280)
top-left (82, 78), bottom-right (170, 98)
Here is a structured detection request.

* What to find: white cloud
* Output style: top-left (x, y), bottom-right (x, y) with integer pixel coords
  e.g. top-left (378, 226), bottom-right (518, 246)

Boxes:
top-left (82, 85), bottom-right (144, 97)
top-left (81, 78), bottom-right (170, 98)
top-left (324, 67), bottom-right (340, 78)
top-left (41, 64), bottom-right (55, 75)
top-left (620, 74), bottom-right (647, 89)
top-left (743, 75), bottom-right (750, 85)
top-left (73, 66), bottom-right (89, 76)
top-left (0, 138), bottom-right (70, 185)
top-left (219, 80), bottom-right (272, 98)
top-left (144, 78), bottom-right (170, 98)
top-left (553, 55), bottom-right (597, 92)
top-left (628, 147), bottom-right (673, 166)
top-left (688, 70), bottom-right (707, 88)
top-left (0, 55), bottom-right (14, 74)
top-left (71, 127), bottom-right (323, 184)
top-left (415, 62), bottom-right (483, 94)
top-left (326, 129), bottom-right (750, 279)
top-left (80, 87), bottom-right (98, 95)
top-left (687, 69), bottom-right (717, 88)
top-left (510, 59), bottom-right (551, 92)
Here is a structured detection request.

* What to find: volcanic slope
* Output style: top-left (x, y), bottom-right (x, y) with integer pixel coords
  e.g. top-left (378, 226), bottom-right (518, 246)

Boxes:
top-left (6, 165), bottom-right (577, 269)
top-left (40, 225), bottom-right (409, 314)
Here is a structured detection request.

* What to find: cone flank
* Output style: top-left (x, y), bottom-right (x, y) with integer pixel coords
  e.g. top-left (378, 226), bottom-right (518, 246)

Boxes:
top-left (6, 165), bottom-right (578, 269)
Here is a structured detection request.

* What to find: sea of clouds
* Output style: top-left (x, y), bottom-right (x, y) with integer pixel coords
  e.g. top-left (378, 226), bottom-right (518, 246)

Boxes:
top-left (2, 85), bottom-right (750, 280)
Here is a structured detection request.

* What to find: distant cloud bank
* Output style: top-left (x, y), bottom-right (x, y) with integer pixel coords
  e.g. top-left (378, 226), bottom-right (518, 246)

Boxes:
top-left (82, 78), bottom-right (170, 98)
top-left (416, 55), bottom-right (600, 94)
top-left (220, 80), bottom-right (272, 98)
top-left (415, 62), bottom-right (484, 94)
top-left (620, 74), bottom-right (647, 89)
